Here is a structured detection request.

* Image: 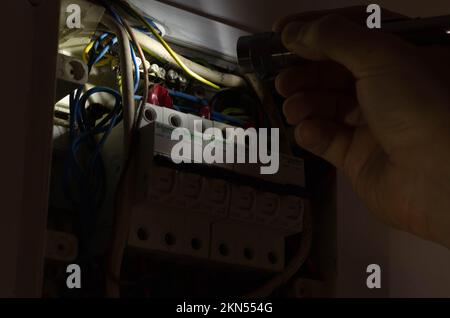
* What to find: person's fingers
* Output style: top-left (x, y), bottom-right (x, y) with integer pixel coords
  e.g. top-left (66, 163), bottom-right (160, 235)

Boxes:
top-left (282, 21), bottom-right (328, 61)
top-left (278, 13), bottom-right (450, 154)
top-left (283, 92), bottom-right (329, 124)
top-left (294, 119), bottom-right (353, 169)
top-left (275, 62), bottom-right (353, 97)
top-left (343, 108), bottom-right (365, 127)
top-left (275, 66), bottom-right (317, 96)
top-left (280, 14), bottom-right (410, 78)
top-left (294, 120), bottom-right (380, 180)
top-left (282, 91), bottom-right (359, 125)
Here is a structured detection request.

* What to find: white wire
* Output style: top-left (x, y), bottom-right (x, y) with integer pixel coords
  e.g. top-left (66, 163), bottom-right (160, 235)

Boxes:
top-left (102, 16), bottom-right (135, 151)
top-left (131, 28), bottom-right (247, 88)
top-left (102, 15), bottom-right (135, 298)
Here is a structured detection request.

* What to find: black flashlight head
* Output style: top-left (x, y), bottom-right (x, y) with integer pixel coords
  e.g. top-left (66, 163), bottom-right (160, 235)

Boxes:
top-left (237, 32), bottom-right (304, 79)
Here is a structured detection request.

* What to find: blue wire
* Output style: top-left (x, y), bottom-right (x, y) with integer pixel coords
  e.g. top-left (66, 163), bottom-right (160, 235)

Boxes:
top-left (144, 17), bottom-right (162, 35)
top-left (211, 112), bottom-right (246, 126)
top-left (66, 85), bottom-right (123, 252)
top-left (94, 32), bottom-right (111, 51)
top-left (130, 44), bottom-right (140, 93)
top-left (65, 36), bottom-right (124, 227)
top-left (168, 89), bottom-right (208, 105)
top-left (173, 104), bottom-right (199, 114)
top-left (100, 0), bottom-right (123, 23)
top-left (99, 2), bottom-right (140, 94)
top-left (93, 37), bottom-right (117, 66)
top-left (66, 2), bottom-right (151, 255)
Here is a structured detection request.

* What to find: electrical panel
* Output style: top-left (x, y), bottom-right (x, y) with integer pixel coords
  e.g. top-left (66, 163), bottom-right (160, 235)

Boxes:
top-left (121, 103), bottom-right (308, 272)
top-left (42, 0), bottom-right (335, 299)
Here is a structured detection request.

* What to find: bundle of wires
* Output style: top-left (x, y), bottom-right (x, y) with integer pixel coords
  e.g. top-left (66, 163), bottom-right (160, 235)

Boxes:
top-left (64, 32), bottom-right (125, 258)
top-left (68, 26), bottom-right (140, 238)
top-left (65, 0), bottom-right (151, 254)
top-left (97, 1), bottom-right (152, 298)
top-left (112, 0), bottom-right (222, 90)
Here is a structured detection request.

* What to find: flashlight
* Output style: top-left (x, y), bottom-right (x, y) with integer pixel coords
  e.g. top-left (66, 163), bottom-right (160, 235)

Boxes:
top-left (237, 15), bottom-right (450, 79)
top-left (237, 32), bottom-right (304, 78)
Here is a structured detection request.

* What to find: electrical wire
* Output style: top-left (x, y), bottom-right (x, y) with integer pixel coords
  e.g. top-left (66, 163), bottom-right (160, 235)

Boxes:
top-left (131, 28), bottom-right (246, 88)
top-left (115, 0), bottom-right (222, 90)
top-left (101, 10), bottom-right (149, 298)
top-left (101, 0), bottom-right (245, 88)
top-left (65, 84), bottom-right (123, 262)
top-left (168, 89), bottom-right (208, 105)
top-left (134, 16), bottom-right (163, 36)
top-left (102, 16), bottom-right (135, 149)
top-left (82, 32), bottom-right (117, 67)
top-left (130, 43), bottom-right (140, 93)
top-left (63, 2), bottom-right (146, 296)
top-left (213, 112), bottom-right (246, 126)
top-left (91, 0), bottom-right (303, 298)
top-left (65, 34), bottom-right (122, 208)
top-left (83, 41), bottom-right (113, 67)
top-left (121, 18), bottom-right (150, 131)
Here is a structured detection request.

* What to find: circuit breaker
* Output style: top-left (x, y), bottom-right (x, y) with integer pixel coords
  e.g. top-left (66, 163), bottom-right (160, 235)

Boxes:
top-left (125, 103), bottom-right (308, 272)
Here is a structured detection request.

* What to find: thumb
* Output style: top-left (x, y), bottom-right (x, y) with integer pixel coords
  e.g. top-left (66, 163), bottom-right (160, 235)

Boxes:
top-left (280, 15), bottom-right (450, 156)
top-left (280, 14), bottom-right (408, 79)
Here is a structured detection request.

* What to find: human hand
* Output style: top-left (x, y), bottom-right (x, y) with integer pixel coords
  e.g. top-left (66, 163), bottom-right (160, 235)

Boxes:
top-left (274, 12), bottom-right (450, 248)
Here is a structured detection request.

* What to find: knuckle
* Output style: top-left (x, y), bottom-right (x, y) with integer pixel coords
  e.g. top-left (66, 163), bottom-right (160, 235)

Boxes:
top-left (313, 14), bottom-right (343, 35)
top-left (301, 14), bottom-right (343, 47)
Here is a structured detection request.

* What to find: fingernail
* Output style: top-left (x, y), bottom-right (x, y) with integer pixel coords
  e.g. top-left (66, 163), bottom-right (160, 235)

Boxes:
top-left (274, 74), bottom-right (284, 95)
top-left (282, 22), bottom-right (304, 46)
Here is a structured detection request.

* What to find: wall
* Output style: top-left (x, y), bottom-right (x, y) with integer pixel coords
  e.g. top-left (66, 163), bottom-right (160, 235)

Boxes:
top-left (0, 0), bottom-right (59, 297)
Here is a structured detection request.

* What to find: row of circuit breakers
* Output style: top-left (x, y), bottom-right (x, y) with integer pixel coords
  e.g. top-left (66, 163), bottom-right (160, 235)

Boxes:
top-left (126, 104), bottom-right (308, 272)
